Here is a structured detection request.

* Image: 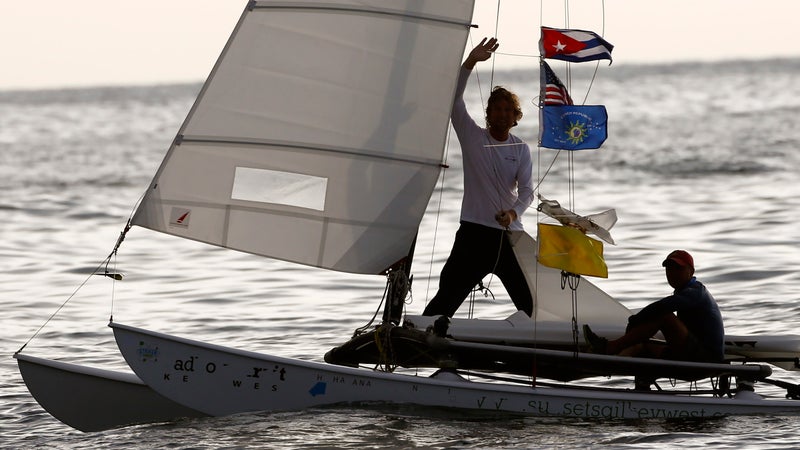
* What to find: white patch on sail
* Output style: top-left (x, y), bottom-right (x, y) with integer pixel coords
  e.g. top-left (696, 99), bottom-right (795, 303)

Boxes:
top-left (231, 167), bottom-right (327, 211)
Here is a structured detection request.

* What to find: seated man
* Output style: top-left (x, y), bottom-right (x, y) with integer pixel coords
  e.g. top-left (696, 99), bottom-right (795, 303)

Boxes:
top-left (583, 250), bottom-right (724, 364)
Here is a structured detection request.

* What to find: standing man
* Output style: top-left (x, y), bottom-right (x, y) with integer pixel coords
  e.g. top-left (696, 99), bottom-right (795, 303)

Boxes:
top-left (423, 37), bottom-right (534, 317)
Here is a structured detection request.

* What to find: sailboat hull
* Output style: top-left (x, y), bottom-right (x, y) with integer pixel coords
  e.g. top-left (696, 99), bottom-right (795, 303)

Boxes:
top-left (111, 322), bottom-right (800, 419)
top-left (14, 353), bottom-right (206, 432)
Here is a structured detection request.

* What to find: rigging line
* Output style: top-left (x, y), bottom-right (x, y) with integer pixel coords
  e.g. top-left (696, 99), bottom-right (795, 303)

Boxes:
top-left (569, 151), bottom-right (575, 210)
top-left (538, 0), bottom-right (543, 29)
top-left (533, 3), bottom-right (543, 377)
top-left (570, 273), bottom-right (581, 351)
top-left (581, 62), bottom-right (601, 106)
top-left (14, 256), bottom-right (110, 355)
top-left (494, 51), bottom-right (538, 59)
top-left (563, 0), bottom-right (575, 213)
top-left (557, 0), bottom-right (574, 210)
top-left (424, 127), bottom-right (453, 307)
top-left (108, 190), bottom-right (144, 320)
top-left (580, 0), bottom-right (606, 105)
top-left (468, 285), bottom-right (475, 319)
top-left (481, 227), bottom-right (506, 298)
top-left (487, 133), bottom-right (508, 214)
top-left (354, 280), bottom-right (390, 336)
top-left (572, 153), bottom-right (576, 210)
top-left (467, 33), bottom-right (486, 113)
top-left (489, 0), bottom-right (501, 91)
top-left (251, 3), bottom-right (474, 28)
top-left (601, 0), bottom-right (606, 35)
top-left (110, 251), bottom-right (117, 320)
top-left (16, 195), bottom-right (143, 354)
top-left (483, 142), bottom-right (527, 148)
top-left (533, 149), bottom-right (561, 193)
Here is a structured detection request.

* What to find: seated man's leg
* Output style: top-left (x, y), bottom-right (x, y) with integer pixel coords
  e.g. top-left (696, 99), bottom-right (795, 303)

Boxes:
top-left (657, 313), bottom-right (690, 350)
top-left (609, 313), bottom-right (688, 356)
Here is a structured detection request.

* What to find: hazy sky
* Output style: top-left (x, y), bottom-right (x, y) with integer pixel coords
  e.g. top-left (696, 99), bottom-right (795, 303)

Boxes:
top-left (2, 1), bottom-right (797, 90)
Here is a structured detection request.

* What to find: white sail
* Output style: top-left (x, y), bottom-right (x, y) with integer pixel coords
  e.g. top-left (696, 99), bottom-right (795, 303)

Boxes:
top-left (133, 0), bottom-right (475, 274)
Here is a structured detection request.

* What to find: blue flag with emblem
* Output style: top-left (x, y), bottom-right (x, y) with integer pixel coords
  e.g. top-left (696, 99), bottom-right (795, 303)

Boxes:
top-left (539, 105), bottom-right (608, 150)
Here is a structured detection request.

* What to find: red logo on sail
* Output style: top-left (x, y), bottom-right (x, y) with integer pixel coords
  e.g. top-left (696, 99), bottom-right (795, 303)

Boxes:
top-left (169, 208), bottom-right (191, 228)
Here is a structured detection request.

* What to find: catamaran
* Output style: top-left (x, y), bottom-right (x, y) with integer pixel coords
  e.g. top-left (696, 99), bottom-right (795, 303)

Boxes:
top-left (15, 0), bottom-right (800, 432)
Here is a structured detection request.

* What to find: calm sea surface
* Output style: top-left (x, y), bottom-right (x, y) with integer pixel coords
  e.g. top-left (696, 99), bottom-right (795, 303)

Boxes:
top-left (2, 59), bottom-right (800, 448)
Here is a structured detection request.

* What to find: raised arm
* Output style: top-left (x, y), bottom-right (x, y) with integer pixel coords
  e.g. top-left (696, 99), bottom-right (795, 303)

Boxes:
top-left (463, 37), bottom-right (499, 70)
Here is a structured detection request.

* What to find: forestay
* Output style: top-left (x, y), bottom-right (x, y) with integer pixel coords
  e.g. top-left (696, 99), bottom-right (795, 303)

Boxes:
top-left (132, 0), bottom-right (475, 274)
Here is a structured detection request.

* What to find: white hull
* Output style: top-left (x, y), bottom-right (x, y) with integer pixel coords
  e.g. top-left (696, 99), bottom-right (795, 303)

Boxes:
top-left (15, 353), bottom-right (205, 432)
top-left (111, 322), bottom-right (800, 419)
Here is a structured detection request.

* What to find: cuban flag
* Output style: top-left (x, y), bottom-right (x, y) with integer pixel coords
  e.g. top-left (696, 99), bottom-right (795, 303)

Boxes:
top-left (540, 26), bottom-right (613, 64)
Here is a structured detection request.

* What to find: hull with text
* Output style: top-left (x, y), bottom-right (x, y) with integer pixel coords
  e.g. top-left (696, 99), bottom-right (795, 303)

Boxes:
top-left (112, 322), bottom-right (800, 419)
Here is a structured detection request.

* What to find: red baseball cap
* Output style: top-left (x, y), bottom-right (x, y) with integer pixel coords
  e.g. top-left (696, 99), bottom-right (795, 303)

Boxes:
top-left (662, 250), bottom-right (694, 269)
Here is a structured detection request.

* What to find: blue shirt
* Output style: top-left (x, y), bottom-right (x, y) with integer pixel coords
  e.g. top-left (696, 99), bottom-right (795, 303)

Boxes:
top-left (629, 278), bottom-right (724, 361)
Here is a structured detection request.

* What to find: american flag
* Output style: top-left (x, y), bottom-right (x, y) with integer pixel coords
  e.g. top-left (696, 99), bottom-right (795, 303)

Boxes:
top-left (542, 61), bottom-right (573, 106)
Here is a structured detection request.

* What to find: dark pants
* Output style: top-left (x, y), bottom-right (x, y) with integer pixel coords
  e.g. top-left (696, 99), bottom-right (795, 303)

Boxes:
top-left (422, 221), bottom-right (533, 317)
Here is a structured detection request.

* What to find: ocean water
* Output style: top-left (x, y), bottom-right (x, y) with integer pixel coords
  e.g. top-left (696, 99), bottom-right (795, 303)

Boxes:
top-left (2, 58), bottom-right (800, 448)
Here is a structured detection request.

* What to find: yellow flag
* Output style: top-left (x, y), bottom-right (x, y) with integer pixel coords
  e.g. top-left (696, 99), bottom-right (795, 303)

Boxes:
top-left (537, 223), bottom-right (608, 278)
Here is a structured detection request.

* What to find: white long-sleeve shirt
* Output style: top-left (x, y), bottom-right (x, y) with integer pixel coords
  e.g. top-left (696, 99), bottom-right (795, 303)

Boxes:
top-left (451, 67), bottom-right (534, 231)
